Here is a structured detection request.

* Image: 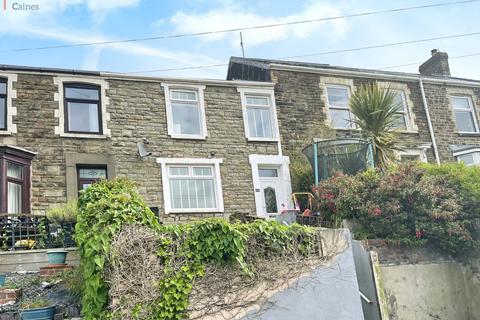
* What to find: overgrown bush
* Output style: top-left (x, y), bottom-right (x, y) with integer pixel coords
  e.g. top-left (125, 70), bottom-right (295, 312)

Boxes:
top-left (314, 163), bottom-right (479, 256)
top-left (105, 219), bottom-right (342, 320)
top-left (75, 178), bottom-right (160, 320)
top-left (46, 199), bottom-right (78, 223)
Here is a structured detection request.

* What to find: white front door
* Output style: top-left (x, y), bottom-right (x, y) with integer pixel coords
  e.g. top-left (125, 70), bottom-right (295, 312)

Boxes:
top-left (259, 167), bottom-right (282, 216)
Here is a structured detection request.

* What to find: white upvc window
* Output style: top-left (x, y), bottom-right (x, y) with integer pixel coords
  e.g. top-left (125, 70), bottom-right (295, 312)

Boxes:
top-left (395, 148), bottom-right (428, 163)
top-left (325, 84), bottom-right (355, 129)
top-left (238, 88), bottom-right (279, 142)
top-left (454, 149), bottom-right (480, 166)
top-left (451, 95), bottom-right (479, 133)
top-left (162, 83), bottom-right (207, 140)
top-left (157, 158), bottom-right (224, 214)
top-left (391, 90), bottom-right (411, 130)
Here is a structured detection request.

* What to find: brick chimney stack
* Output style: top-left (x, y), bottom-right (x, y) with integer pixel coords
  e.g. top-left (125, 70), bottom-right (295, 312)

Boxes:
top-left (419, 49), bottom-right (450, 77)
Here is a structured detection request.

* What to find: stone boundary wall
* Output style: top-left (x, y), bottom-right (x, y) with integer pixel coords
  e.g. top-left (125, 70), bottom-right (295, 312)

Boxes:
top-left (0, 248), bottom-right (79, 273)
top-left (360, 240), bottom-right (480, 320)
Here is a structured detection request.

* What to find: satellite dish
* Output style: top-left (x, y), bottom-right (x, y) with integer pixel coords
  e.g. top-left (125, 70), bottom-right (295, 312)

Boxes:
top-left (137, 141), bottom-right (151, 158)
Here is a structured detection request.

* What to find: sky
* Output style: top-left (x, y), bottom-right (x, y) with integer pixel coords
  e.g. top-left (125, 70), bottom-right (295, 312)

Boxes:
top-left (0, 0), bottom-right (479, 79)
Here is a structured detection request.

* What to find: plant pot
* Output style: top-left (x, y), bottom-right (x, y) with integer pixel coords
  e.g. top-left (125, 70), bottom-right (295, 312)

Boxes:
top-left (46, 250), bottom-right (68, 265)
top-left (20, 306), bottom-right (55, 320)
top-left (0, 274), bottom-right (5, 286)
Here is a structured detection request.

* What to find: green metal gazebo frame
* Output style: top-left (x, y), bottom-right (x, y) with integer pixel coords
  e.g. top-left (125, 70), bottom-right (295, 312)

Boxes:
top-left (302, 138), bottom-right (374, 185)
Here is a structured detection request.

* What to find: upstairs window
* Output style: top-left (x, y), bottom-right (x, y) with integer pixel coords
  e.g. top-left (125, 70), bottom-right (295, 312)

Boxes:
top-left (451, 96), bottom-right (479, 133)
top-left (163, 84), bottom-right (207, 140)
top-left (392, 90), bottom-right (410, 130)
top-left (326, 85), bottom-right (355, 129)
top-left (0, 146), bottom-right (35, 214)
top-left (0, 79), bottom-right (6, 131)
top-left (245, 95), bottom-right (276, 140)
top-left (64, 84), bottom-right (102, 134)
top-left (238, 88), bottom-right (279, 141)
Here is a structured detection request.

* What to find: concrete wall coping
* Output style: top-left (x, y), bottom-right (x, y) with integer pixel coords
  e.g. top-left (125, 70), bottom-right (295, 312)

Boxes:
top-left (0, 247), bottom-right (77, 256)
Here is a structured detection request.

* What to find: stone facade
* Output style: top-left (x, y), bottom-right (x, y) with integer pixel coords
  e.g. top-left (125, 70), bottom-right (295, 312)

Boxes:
top-left (269, 69), bottom-right (436, 164)
top-left (0, 71), bottom-right (280, 222)
top-left (228, 53), bottom-right (480, 167)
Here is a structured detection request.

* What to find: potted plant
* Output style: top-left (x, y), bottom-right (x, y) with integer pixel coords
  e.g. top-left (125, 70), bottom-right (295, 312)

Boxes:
top-left (19, 299), bottom-right (55, 320)
top-left (45, 200), bottom-right (77, 265)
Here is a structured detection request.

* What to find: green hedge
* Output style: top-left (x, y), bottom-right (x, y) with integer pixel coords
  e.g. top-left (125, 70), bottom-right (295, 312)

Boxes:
top-left (75, 178), bottom-right (160, 319)
top-left (75, 178), bottom-right (319, 320)
top-left (314, 163), bottom-right (480, 256)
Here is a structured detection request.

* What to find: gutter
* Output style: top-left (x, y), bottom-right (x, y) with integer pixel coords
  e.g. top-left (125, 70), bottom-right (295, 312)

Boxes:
top-left (269, 63), bottom-right (480, 88)
top-left (419, 79), bottom-right (441, 164)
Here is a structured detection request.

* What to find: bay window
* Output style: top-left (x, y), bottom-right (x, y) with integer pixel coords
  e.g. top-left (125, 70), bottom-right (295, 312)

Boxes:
top-left (0, 146), bottom-right (35, 214)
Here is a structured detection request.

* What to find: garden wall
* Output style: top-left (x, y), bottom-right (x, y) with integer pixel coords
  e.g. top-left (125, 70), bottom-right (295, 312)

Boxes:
top-left (240, 230), bottom-right (365, 320)
top-left (363, 240), bottom-right (480, 320)
top-left (0, 248), bottom-right (79, 273)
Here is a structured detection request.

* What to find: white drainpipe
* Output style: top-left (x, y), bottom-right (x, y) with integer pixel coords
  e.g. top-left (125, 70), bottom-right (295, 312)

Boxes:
top-left (419, 79), bottom-right (440, 164)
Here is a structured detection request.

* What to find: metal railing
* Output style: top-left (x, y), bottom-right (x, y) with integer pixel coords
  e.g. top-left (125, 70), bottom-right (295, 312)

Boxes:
top-left (0, 214), bottom-right (75, 251)
top-left (295, 214), bottom-right (336, 228)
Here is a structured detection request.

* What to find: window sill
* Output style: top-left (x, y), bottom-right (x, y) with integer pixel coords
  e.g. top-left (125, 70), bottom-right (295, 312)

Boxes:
top-left (166, 209), bottom-right (224, 214)
top-left (58, 132), bottom-right (109, 139)
top-left (332, 127), bottom-right (360, 131)
top-left (169, 134), bottom-right (207, 140)
top-left (246, 137), bottom-right (279, 142)
top-left (0, 131), bottom-right (13, 136)
top-left (458, 132), bottom-right (480, 137)
top-left (396, 130), bottom-right (419, 134)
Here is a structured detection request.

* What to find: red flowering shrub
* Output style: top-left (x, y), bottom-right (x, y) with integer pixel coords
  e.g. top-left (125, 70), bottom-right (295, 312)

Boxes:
top-left (314, 163), bottom-right (479, 256)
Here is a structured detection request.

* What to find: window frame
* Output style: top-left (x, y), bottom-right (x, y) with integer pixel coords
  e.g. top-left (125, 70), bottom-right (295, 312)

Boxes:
top-left (391, 89), bottom-right (411, 131)
top-left (76, 164), bottom-right (107, 193)
top-left (453, 148), bottom-right (480, 166)
top-left (157, 158), bottom-right (224, 214)
top-left (161, 83), bottom-right (208, 140)
top-left (0, 146), bottom-right (35, 214)
top-left (63, 83), bottom-right (103, 135)
top-left (237, 87), bottom-right (280, 142)
top-left (0, 78), bottom-right (7, 131)
top-left (451, 95), bottom-right (479, 134)
top-left (325, 84), bottom-right (356, 129)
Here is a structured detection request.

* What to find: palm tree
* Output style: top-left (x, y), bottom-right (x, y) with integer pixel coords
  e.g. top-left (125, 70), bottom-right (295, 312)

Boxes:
top-left (349, 83), bottom-right (403, 169)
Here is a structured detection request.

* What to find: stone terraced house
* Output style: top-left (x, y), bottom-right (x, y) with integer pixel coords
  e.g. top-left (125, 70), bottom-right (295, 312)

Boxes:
top-left (0, 49), bottom-right (479, 223)
top-left (227, 50), bottom-right (480, 167)
top-left (0, 67), bottom-right (290, 222)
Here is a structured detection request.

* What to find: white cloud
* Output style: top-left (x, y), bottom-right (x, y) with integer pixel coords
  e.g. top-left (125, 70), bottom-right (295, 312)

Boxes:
top-left (169, 1), bottom-right (350, 47)
top-left (0, 0), bottom-right (223, 71)
top-left (85, 0), bottom-right (140, 11)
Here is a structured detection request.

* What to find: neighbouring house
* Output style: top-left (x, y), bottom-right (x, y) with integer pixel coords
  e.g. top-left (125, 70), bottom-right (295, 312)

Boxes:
top-left (1, 49), bottom-right (480, 221)
top-left (0, 67), bottom-right (290, 221)
top-left (227, 49), bottom-right (480, 166)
